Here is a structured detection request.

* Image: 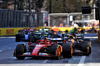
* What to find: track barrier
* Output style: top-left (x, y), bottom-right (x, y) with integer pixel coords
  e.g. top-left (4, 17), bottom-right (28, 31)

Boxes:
top-left (0, 28), bottom-right (23, 36)
top-left (0, 26), bottom-right (99, 36)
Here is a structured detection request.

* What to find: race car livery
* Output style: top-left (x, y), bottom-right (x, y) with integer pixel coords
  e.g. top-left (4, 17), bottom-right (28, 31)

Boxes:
top-left (66, 34), bottom-right (91, 55)
top-left (14, 39), bottom-right (73, 60)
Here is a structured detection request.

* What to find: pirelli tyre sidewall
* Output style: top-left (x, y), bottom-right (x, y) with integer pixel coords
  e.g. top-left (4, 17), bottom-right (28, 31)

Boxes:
top-left (82, 40), bottom-right (91, 55)
top-left (14, 44), bottom-right (26, 60)
top-left (84, 39), bottom-right (92, 54)
top-left (50, 44), bottom-right (61, 59)
top-left (62, 43), bottom-right (73, 58)
top-left (16, 34), bottom-right (21, 42)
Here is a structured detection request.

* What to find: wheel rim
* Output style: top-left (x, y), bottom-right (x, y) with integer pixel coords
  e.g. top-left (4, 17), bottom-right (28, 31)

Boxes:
top-left (56, 47), bottom-right (61, 59)
top-left (71, 46), bottom-right (73, 55)
top-left (87, 43), bottom-right (90, 54)
top-left (71, 45), bottom-right (73, 57)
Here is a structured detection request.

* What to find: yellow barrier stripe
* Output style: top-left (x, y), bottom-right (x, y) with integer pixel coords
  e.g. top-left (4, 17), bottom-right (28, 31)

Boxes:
top-left (0, 28), bottom-right (23, 36)
top-left (0, 26), bottom-right (99, 36)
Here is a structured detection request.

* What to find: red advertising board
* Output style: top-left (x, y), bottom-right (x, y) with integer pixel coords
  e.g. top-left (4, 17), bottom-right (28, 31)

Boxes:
top-left (6, 29), bottom-right (14, 34)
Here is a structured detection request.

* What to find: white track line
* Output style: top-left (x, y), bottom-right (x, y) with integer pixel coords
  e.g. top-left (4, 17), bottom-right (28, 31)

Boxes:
top-left (64, 64), bottom-right (71, 66)
top-left (0, 37), bottom-right (15, 38)
top-left (77, 56), bottom-right (86, 66)
top-left (64, 56), bottom-right (86, 66)
top-left (84, 37), bottom-right (97, 38)
top-left (43, 59), bottom-right (48, 63)
top-left (0, 50), bottom-right (2, 52)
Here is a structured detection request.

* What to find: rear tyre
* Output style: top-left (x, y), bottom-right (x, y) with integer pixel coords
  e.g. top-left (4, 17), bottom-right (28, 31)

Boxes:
top-left (50, 44), bottom-right (61, 59)
top-left (16, 34), bottom-right (20, 42)
top-left (89, 46), bottom-right (91, 54)
top-left (84, 39), bottom-right (92, 54)
top-left (28, 36), bottom-right (36, 42)
top-left (14, 44), bottom-right (26, 60)
top-left (62, 44), bottom-right (73, 58)
top-left (82, 41), bottom-right (90, 55)
top-left (65, 30), bottom-right (68, 33)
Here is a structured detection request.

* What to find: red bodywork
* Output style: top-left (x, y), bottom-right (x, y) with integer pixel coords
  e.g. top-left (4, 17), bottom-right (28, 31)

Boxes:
top-left (20, 39), bottom-right (62, 57)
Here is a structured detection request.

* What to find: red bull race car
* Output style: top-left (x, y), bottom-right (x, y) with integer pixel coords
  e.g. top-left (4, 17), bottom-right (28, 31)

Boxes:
top-left (65, 34), bottom-right (91, 55)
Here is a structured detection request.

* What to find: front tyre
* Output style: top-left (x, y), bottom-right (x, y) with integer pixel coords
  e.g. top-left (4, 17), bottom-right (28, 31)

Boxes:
top-left (50, 44), bottom-right (62, 59)
top-left (16, 34), bottom-right (20, 42)
top-left (62, 44), bottom-right (73, 58)
top-left (14, 44), bottom-right (26, 60)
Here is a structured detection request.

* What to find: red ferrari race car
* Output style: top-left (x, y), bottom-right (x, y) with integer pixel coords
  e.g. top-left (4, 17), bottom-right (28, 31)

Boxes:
top-left (13, 39), bottom-right (73, 60)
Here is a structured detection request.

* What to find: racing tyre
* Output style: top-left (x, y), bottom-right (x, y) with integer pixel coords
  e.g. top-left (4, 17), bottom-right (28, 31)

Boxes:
top-left (84, 39), bottom-right (92, 54)
top-left (65, 30), bottom-right (68, 33)
top-left (28, 36), bottom-right (31, 42)
top-left (84, 39), bottom-right (91, 41)
top-left (89, 46), bottom-right (91, 54)
top-left (62, 44), bottom-right (73, 58)
top-left (82, 41), bottom-right (90, 55)
top-left (50, 44), bottom-right (61, 59)
top-left (28, 35), bottom-right (37, 42)
top-left (16, 34), bottom-right (20, 42)
top-left (14, 44), bottom-right (26, 60)
top-left (81, 29), bottom-right (85, 33)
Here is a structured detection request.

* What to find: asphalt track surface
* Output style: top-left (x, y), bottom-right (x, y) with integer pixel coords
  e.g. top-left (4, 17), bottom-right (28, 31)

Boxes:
top-left (0, 33), bottom-right (100, 66)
